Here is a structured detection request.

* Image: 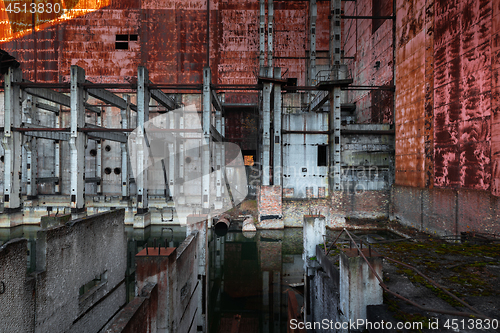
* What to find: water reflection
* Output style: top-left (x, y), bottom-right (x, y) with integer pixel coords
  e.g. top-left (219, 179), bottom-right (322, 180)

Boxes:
top-left (208, 228), bottom-right (305, 333)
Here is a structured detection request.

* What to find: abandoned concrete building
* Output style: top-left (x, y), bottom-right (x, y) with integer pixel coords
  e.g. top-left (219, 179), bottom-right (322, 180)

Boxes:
top-left (1, 0), bottom-right (500, 332)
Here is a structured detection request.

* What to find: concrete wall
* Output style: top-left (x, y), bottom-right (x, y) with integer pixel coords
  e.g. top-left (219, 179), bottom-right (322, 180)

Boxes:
top-left (133, 231), bottom-right (200, 333)
top-left (0, 238), bottom-right (36, 333)
top-left (393, 184), bottom-right (500, 236)
top-left (0, 209), bottom-right (127, 333)
top-left (282, 112), bottom-right (329, 199)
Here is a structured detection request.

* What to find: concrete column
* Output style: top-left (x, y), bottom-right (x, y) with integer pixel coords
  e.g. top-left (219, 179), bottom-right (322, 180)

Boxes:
top-left (259, 0), bottom-right (266, 67)
top-left (137, 66), bottom-right (150, 213)
top-left (70, 65), bottom-right (86, 212)
top-left (268, 0), bottom-right (274, 68)
top-left (303, 215), bottom-right (326, 263)
top-left (339, 249), bottom-right (383, 328)
top-left (3, 67), bottom-right (22, 211)
top-left (121, 95), bottom-right (130, 199)
top-left (202, 68), bottom-right (212, 214)
top-left (273, 67), bottom-right (282, 186)
top-left (262, 80), bottom-right (271, 186)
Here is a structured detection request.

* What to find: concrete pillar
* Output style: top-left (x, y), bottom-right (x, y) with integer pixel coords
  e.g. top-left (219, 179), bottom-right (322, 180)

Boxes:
top-left (70, 65), bottom-right (86, 212)
top-left (268, 0), bottom-right (274, 68)
top-left (202, 67), bottom-right (212, 214)
top-left (259, 0), bottom-right (266, 67)
top-left (121, 95), bottom-right (130, 199)
top-left (3, 67), bottom-right (23, 211)
top-left (273, 67), bottom-right (282, 186)
top-left (137, 66), bottom-right (150, 213)
top-left (339, 249), bottom-right (383, 328)
top-left (303, 215), bottom-right (326, 263)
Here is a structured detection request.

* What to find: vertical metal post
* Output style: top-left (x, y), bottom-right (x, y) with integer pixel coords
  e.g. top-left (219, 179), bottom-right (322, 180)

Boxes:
top-left (24, 95), bottom-right (38, 199)
top-left (54, 110), bottom-right (61, 194)
top-left (329, 0), bottom-right (342, 191)
top-left (310, 0), bottom-right (317, 85)
top-left (168, 112), bottom-right (176, 200)
top-left (178, 111), bottom-right (185, 198)
top-left (259, 0), bottom-right (266, 68)
top-left (215, 93), bottom-right (223, 210)
top-left (202, 67), bottom-right (212, 213)
top-left (137, 66), bottom-right (150, 213)
top-left (70, 65), bottom-right (86, 211)
top-left (262, 80), bottom-right (271, 186)
top-left (268, 0), bottom-right (274, 68)
top-left (273, 67), bottom-right (282, 186)
top-left (96, 113), bottom-right (102, 195)
top-left (3, 67), bottom-right (23, 211)
top-left (121, 94), bottom-right (130, 199)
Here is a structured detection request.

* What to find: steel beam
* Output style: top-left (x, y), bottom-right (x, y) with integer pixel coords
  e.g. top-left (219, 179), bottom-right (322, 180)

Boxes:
top-left (20, 124), bottom-right (70, 141)
top-left (137, 67), bottom-right (150, 213)
top-left (202, 67), bottom-right (212, 213)
top-left (211, 90), bottom-right (223, 112)
top-left (36, 102), bottom-right (59, 113)
top-left (25, 85), bottom-right (101, 113)
top-left (54, 114), bottom-right (61, 194)
top-left (70, 65), bottom-right (86, 211)
top-left (215, 92), bottom-right (223, 209)
top-left (3, 67), bottom-right (23, 210)
top-left (83, 123), bottom-right (127, 143)
top-left (86, 82), bottom-right (138, 112)
top-left (273, 67), bottom-right (282, 186)
top-left (150, 87), bottom-right (176, 110)
top-left (96, 112), bottom-right (102, 194)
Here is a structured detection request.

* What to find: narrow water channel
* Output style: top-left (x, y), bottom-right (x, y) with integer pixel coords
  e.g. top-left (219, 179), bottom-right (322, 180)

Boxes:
top-left (207, 228), bottom-right (305, 333)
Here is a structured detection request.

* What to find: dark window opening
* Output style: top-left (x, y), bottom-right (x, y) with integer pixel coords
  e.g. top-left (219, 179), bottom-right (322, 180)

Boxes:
top-left (372, 0), bottom-right (393, 34)
top-left (79, 271), bottom-right (107, 297)
top-left (318, 145), bottom-right (327, 166)
top-left (115, 34), bottom-right (138, 50)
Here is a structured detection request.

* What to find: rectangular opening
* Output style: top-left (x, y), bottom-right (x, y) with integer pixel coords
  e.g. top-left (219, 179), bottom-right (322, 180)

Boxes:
top-left (129, 34), bottom-right (138, 41)
top-left (318, 145), bottom-right (327, 166)
top-left (79, 271), bottom-right (107, 297)
top-left (115, 42), bottom-right (128, 50)
top-left (116, 34), bottom-right (128, 41)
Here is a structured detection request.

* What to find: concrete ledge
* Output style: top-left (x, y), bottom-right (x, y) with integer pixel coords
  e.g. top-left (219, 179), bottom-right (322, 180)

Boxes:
top-left (392, 185), bottom-right (500, 235)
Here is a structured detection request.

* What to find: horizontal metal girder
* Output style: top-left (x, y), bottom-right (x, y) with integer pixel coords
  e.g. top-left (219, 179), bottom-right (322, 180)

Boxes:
top-left (36, 102), bottom-right (59, 113)
top-left (150, 88), bottom-right (176, 110)
top-left (25, 86), bottom-right (101, 113)
top-left (86, 81), bottom-right (138, 111)
top-left (83, 123), bottom-right (127, 143)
